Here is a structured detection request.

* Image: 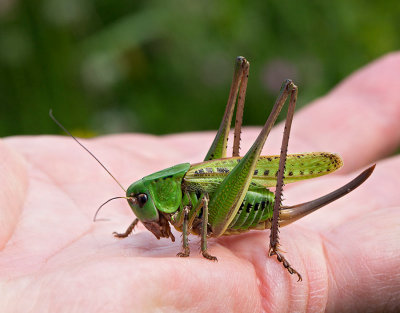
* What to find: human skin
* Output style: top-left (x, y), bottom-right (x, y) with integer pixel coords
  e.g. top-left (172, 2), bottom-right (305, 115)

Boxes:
top-left (1, 53), bottom-right (400, 313)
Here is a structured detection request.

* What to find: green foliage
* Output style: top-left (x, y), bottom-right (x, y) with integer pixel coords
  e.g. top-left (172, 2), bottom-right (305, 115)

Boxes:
top-left (0, 0), bottom-right (399, 136)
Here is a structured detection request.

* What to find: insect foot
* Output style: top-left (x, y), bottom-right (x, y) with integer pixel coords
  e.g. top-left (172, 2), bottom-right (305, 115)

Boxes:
top-left (112, 219), bottom-right (139, 238)
top-left (177, 247), bottom-right (190, 257)
top-left (202, 251), bottom-right (218, 262)
top-left (269, 247), bottom-right (302, 282)
top-left (113, 231), bottom-right (129, 238)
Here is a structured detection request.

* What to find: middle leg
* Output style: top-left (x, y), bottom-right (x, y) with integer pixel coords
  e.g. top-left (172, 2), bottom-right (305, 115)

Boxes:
top-left (200, 194), bottom-right (217, 261)
top-left (177, 206), bottom-right (191, 257)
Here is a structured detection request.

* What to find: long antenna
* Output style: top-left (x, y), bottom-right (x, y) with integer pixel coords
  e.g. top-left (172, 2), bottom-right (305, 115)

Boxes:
top-left (93, 196), bottom-right (133, 221)
top-left (49, 109), bottom-right (126, 193)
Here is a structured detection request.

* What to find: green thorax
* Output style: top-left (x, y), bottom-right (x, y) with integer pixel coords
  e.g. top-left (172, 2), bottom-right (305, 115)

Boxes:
top-left (126, 163), bottom-right (190, 219)
top-left (141, 162), bottom-right (190, 213)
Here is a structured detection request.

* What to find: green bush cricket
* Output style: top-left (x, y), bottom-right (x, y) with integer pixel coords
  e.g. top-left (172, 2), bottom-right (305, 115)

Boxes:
top-left (50, 56), bottom-right (375, 281)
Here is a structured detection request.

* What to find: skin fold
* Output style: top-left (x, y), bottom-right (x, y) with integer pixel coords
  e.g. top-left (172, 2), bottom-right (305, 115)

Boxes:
top-left (1, 52), bottom-right (400, 313)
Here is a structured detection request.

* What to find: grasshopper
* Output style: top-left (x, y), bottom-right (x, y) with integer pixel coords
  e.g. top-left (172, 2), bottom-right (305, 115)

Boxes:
top-left (51, 57), bottom-right (374, 281)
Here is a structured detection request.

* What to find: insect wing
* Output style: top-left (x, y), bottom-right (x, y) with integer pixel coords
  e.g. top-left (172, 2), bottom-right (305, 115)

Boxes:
top-left (184, 152), bottom-right (343, 192)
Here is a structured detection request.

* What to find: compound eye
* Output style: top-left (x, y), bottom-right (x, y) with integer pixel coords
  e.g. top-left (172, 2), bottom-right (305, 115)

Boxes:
top-left (137, 193), bottom-right (148, 207)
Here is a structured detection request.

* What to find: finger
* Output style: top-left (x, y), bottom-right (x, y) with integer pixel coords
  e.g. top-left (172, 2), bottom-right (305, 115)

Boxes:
top-left (0, 140), bottom-right (28, 249)
top-left (323, 204), bottom-right (400, 312)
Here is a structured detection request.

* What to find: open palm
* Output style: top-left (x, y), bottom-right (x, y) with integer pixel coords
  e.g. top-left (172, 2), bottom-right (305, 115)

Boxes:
top-left (1, 53), bottom-right (400, 313)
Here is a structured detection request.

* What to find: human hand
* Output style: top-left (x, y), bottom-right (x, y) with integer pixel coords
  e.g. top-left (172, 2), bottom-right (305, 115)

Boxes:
top-left (1, 53), bottom-right (399, 312)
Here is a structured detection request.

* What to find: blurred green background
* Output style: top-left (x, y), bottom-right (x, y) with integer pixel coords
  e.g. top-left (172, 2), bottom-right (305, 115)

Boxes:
top-left (0, 0), bottom-right (399, 137)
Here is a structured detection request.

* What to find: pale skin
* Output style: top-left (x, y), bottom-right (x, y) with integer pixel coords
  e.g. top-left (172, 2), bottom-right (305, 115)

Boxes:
top-left (1, 53), bottom-right (400, 313)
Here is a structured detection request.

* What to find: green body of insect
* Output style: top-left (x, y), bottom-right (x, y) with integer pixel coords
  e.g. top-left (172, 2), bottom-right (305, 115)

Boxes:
top-left (116, 57), bottom-right (374, 281)
top-left (51, 57), bottom-right (375, 281)
top-left (128, 152), bottom-right (342, 239)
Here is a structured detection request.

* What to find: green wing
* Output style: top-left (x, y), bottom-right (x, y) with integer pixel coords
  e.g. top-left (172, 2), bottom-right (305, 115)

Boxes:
top-left (183, 152), bottom-right (343, 193)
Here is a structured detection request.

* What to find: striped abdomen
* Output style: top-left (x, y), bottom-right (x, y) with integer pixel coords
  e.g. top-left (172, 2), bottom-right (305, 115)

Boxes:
top-left (175, 188), bottom-right (275, 236)
top-left (226, 189), bottom-right (274, 234)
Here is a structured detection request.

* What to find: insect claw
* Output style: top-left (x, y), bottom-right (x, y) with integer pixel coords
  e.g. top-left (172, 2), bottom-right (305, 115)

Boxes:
top-left (177, 247), bottom-right (190, 257)
top-left (270, 247), bottom-right (302, 281)
top-left (113, 231), bottom-right (127, 238)
top-left (268, 247), bottom-right (275, 256)
top-left (177, 252), bottom-right (189, 257)
top-left (202, 251), bottom-right (218, 261)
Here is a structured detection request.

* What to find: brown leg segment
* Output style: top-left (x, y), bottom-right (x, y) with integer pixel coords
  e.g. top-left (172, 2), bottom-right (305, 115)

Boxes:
top-left (209, 80), bottom-right (296, 237)
top-left (200, 195), bottom-right (217, 261)
top-left (171, 192), bottom-right (192, 229)
top-left (232, 60), bottom-right (249, 157)
top-left (268, 84), bottom-right (303, 282)
top-left (269, 249), bottom-right (302, 281)
top-left (187, 195), bottom-right (206, 229)
top-left (177, 206), bottom-right (191, 257)
top-left (113, 218), bottom-right (139, 238)
top-left (204, 57), bottom-right (250, 161)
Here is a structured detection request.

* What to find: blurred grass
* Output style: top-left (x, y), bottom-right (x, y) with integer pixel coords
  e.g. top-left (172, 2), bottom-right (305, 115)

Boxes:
top-left (0, 0), bottom-right (399, 137)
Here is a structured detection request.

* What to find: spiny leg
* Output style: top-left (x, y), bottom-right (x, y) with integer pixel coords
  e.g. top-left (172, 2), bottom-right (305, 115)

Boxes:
top-left (232, 60), bottom-right (249, 157)
top-left (208, 80), bottom-right (295, 237)
top-left (113, 218), bottom-right (139, 238)
top-left (204, 56), bottom-right (249, 161)
top-left (268, 84), bottom-right (302, 281)
top-left (177, 206), bottom-right (191, 257)
top-left (200, 195), bottom-right (217, 261)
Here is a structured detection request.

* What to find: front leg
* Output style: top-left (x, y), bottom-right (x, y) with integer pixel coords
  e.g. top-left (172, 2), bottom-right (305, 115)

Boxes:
top-left (113, 218), bottom-right (139, 238)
